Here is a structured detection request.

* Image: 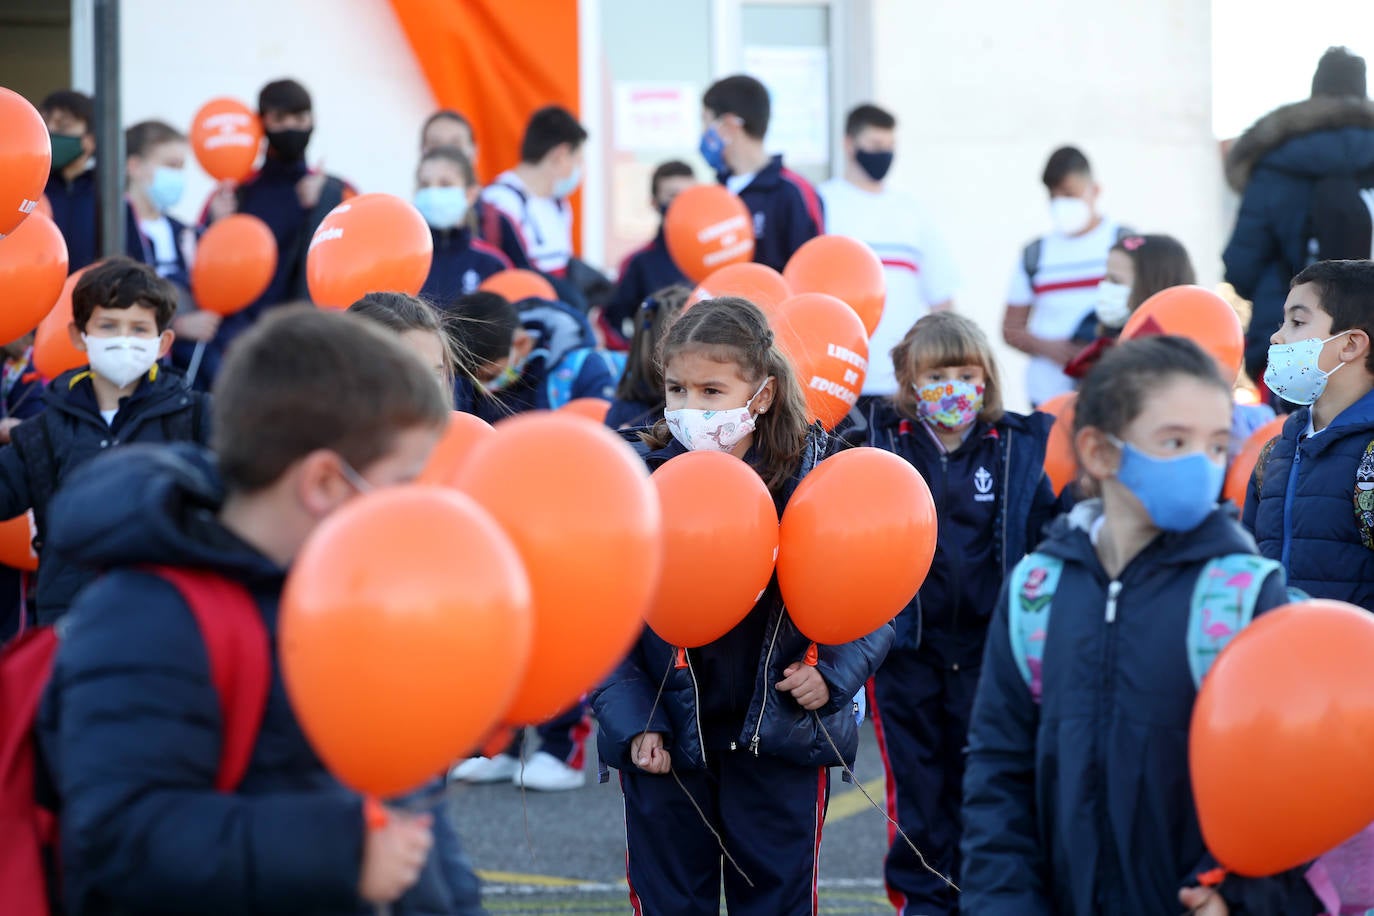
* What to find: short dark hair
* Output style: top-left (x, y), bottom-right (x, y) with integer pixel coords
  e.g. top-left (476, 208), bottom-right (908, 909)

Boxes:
top-left (125, 120), bottom-right (185, 158)
top-left (519, 106), bottom-right (587, 164)
top-left (1042, 146), bottom-right (1092, 191)
top-left (845, 103), bottom-right (896, 138)
top-left (650, 160), bottom-right (694, 199)
top-left (448, 291), bottom-right (521, 366)
top-left (212, 307), bottom-right (449, 493)
top-left (258, 78), bottom-right (312, 116)
top-left (40, 90), bottom-right (94, 132)
top-left (1075, 336), bottom-right (1228, 440)
top-left (1292, 260), bottom-right (1374, 373)
top-left (1312, 46), bottom-right (1367, 99)
top-left (71, 256), bottom-right (177, 332)
top-left (703, 75), bottom-right (770, 139)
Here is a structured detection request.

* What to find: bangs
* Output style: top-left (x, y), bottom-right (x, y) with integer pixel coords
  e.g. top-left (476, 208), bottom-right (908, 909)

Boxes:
top-left (898, 322), bottom-right (991, 375)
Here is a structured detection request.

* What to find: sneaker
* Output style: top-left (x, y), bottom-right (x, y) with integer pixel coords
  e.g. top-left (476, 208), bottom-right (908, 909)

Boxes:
top-left (512, 751), bottom-right (586, 792)
top-left (452, 754), bottom-right (519, 783)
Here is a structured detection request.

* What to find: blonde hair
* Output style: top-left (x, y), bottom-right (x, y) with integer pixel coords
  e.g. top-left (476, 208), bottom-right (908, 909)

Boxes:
top-left (890, 312), bottom-right (1005, 424)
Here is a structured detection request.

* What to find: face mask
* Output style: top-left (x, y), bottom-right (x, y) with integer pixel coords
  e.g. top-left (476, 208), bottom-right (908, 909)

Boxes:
top-left (1095, 280), bottom-right (1133, 328)
top-left (49, 132), bottom-right (85, 171)
top-left (1263, 333), bottom-right (1349, 406)
top-left (337, 458), bottom-right (373, 495)
top-left (855, 149), bottom-right (894, 182)
top-left (414, 186), bottom-right (469, 230)
top-left (665, 381), bottom-right (767, 453)
top-left (1109, 436), bottom-right (1224, 532)
top-left (147, 166), bottom-right (185, 212)
top-left (1050, 196), bottom-right (1093, 236)
top-left (699, 125), bottom-right (727, 174)
top-left (483, 351), bottom-right (526, 393)
top-left (552, 165), bottom-right (582, 199)
top-left (266, 127), bottom-right (312, 161)
top-left (83, 335), bottom-right (160, 389)
top-left (915, 379), bottom-right (984, 431)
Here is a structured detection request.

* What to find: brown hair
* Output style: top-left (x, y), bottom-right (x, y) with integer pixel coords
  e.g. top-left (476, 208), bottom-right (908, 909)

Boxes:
top-left (72, 256), bottom-right (178, 332)
top-left (212, 306), bottom-right (449, 493)
top-left (348, 292), bottom-right (457, 403)
top-left (1111, 234), bottom-right (1197, 313)
top-left (642, 297), bottom-right (810, 494)
top-left (891, 312), bottom-right (1005, 424)
top-left (125, 120), bottom-right (185, 158)
top-left (615, 285), bottom-right (688, 406)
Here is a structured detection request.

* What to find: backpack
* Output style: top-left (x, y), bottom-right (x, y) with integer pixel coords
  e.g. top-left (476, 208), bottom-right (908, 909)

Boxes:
top-left (0, 567), bottom-right (270, 916)
top-left (546, 348), bottom-right (627, 410)
top-left (1006, 552), bottom-right (1280, 702)
top-left (1305, 171), bottom-right (1374, 266)
top-left (1022, 225), bottom-right (1134, 291)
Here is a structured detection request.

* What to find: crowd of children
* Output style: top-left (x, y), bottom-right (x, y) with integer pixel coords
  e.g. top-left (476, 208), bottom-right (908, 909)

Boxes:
top-left (6, 49), bottom-right (1374, 916)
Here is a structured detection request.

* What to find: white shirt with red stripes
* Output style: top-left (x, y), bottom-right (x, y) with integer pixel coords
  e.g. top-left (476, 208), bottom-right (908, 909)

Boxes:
top-left (818, 178), bottom-right (958, 396)
top-left (480, 170), bottom-right (574, 275)
top-left (1006, 217), bottom-right (1124, 405)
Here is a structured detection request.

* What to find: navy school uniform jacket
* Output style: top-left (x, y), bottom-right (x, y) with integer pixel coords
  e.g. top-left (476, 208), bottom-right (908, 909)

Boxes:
top-left (46, 168), bottom-right (99, 272)
top-left (1244, 388), bottom-right (1374, 609)
top-left (605, 228), bottom-right (687, 328)
top-left (0, 367), bottom-right (209, 623)
top-left (592, 428), bottom-right (894, 772)
top-left (37, 444), bottom-right (484, 916)
top-left (961, 502), bottom-right (1321, 916)
top-left (604, 396), bottom-right (661, 431)
top-left (421, 225), bottom-right (513, 308)
top-left (726, 155), bottom-right (824, 272)
top-left (866, 404), bottom-right (1060, 663)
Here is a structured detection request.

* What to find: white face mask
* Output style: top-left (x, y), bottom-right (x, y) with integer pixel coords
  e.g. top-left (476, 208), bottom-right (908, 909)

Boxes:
top-left (1049, 196), bottom-right (1093, 236)
top-left (83, 335), bottom-right (160, 389)
top-left (1263, 333), bottom-right (1349, 406)
top-left (1094, 280), bottom-right (1133, 328)
top-left (664, 380), bottom-right (768, 453)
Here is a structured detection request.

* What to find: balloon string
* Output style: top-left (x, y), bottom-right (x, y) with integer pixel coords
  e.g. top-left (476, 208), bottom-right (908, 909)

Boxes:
top-left (517, 732), bottom-right (536, 863)
top-left (639, 654), bottom-right (676, 750)
top-left (669, 767), bottom-right (754, 888)
top-left (811, 710), bottom-right (959, 894)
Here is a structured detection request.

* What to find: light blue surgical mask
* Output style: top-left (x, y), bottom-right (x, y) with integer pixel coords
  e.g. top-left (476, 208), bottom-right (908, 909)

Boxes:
top-left (414, 186), bottom-right (470, 230)
top-left (552, 165), bottom-right (582, 199)
top-left (1108, 436), bottom-right (1225, 532)
top-left (147, 166), bottom-right (185, 212)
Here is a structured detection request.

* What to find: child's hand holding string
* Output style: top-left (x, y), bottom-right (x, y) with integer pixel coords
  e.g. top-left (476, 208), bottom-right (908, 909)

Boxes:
top-left (777, 662), bottom-right (831, 711)
top-left (631, 732), bottom-right (671, 774)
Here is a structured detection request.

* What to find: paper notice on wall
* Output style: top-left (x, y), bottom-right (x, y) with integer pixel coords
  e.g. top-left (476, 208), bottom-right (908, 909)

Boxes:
top-left (743, 45), bottom-right (830, 166)
top-left (613, 82), bottom-right (700, 153)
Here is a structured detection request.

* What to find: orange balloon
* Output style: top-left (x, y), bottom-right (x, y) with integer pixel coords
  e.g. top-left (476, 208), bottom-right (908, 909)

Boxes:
top-left (687, 262), bottom-right (792, 315)
top-left (0, 88), bottom-right (52, 238)
top-left (1191, 599), bottom-right (1374, 876)
top-left (191, 214), bottom-right (277, 316)
top-left (560, 397), bottom-right (611, 424)
top-left (779, 447), bottom-right (936, 645)
top-left (0, 211), bottom-right (67, 342)
top-left (189, 97), bottom-right (263, 183)
top-left (456, 413), bottom-right (662, 724)
top-left (1223, 416), bottom-right (1287, 508)
top-left (664, 185), bottom-right (755, 284)
top-left (649, 450), bottom-right (779, 647)
top-left (783, 235), bottom-right (887, 336)
top-left (479, 268), bottom-right (557, 304)
top-left (1038, 392), bottom-right (1079, 496)
top-left (417, 411), bottom-right (495, 486)
top-left (280, 486), bottom-right (533, 798)
top-left (306, 193), bottom-right (433, 309)
top-left (34, 267), bottom-right (91, 380)
top-left (0, 512), bottom-right (38, 572)
top-left (34, 194), bottom-right (52, 221)
top-left (475, 724), bottom-right (518, 759)
top-left (772, 293), bottom-right (868, 430)
top-left (1121, 285), bottom-right (1245, 383)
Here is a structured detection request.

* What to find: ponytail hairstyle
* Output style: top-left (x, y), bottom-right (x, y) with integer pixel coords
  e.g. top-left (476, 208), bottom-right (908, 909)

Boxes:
top-left (1111, 234), bottom-right (1197, 313)
top-left (347, 292), bottom-right (457, 405)
top-left (643, 297), bottom-right (810, 494)
top-left (615, 284), bottom-right (689, 406)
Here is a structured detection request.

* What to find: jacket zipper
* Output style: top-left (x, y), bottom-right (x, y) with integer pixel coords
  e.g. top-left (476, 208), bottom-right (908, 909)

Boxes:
top-left (748, 610), bottom-right (787, 756)
top-left (684, 651), bottom-right (707, 765)
top-left (1097, 577), bottom-right (1123, 911)
top-left (1280, 443), bottom-right (1303, 570)
top-left (1104, 580), bottom-right (1122, 623)
top-left (1000, 429), bottom-right (1013, 577)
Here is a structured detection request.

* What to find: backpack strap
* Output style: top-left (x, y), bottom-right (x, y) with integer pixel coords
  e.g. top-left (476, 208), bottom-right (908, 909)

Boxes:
top-left (1252, 435), bottom-right (1280, 503)
top-left (1021, 239), bottom-right (1043, 291)
top-left (146, 566), bottom-right (270, 792)
top-left (1186, 554), bottom-right (1280, 688)
top-left (1007, 553), bottom-right (1063, 703)
top-left (1355, 438), bottom-right (1374, 551)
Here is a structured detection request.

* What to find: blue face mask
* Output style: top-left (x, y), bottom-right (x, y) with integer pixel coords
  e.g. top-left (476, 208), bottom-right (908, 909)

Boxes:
top-left (552, 165), bottom-right (582, 199)
top-left (147, 166), bottom-right (185, 212)
top-left (699, 125), bottom-right (727, 174)
top-left (414, 186), bottom-right (469, 230)
top-left (1109, 436), bottom-right (1225, 532)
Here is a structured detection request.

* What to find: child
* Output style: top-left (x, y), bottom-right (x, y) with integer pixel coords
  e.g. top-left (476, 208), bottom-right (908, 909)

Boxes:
top-left (39, 306), bottom-right (482, 914)
top-left (700, 75), bottom-right (824, 271)
top-left (962, 336), bottom-right (1323, 916)
top-left (604, 285), bottom-right (688, 429)
top-left (865, 312), bottom-right (1059, 915)
top-left (1245, 259), bottom-right (1374, 610)
top-left (416, 146), bottom-right (513, 306)
top-left (592, 297), bottom-right (892, 916)
top-left (603, 161), bottom-right (694, 346)
top-left (41, 89), bottom-right (98, 271)
top-left (0, 256), bottom-right (209, 625)
top-left (349, 291), bottom-right (460, 394)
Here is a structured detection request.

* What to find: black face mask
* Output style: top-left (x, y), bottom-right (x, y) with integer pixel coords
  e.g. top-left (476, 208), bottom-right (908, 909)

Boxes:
top-left (266, 127), bottom-right (312, 161)
top-left (855, 149), bottom-right (894, 182)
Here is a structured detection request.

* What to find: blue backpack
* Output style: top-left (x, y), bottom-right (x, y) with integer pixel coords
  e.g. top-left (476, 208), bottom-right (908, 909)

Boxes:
top-left (1006, 552), bottom-right (1281, 702)
top-left (545, 348), bottom-right (626, 411)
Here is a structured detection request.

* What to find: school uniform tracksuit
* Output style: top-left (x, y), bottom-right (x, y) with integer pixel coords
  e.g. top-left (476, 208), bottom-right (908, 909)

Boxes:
top-left (420, 226), bottom-right (512, 307)
top-left (725, 154), bottom-right (824, 273)
top-left (605, 229), bottom-right (687, 332)
top-left (46, 169), bottom-right (99, 273)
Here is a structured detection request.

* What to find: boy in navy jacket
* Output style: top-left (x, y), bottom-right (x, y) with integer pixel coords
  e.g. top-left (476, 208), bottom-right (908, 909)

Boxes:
top-left (41, 90), bottom-right (99, 272)
top-left (39, 307), bottom-right (483, 915)
top-left (603, 161), bottom-right (694, 343)
top-left (700, 75), bottom-right (824, 272)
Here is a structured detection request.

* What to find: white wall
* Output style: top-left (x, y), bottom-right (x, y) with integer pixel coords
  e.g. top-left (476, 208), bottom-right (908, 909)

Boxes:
top-left (115, 0), bottom-right (435, 226)
top-left (871, 0), bottom-right (1222, 409)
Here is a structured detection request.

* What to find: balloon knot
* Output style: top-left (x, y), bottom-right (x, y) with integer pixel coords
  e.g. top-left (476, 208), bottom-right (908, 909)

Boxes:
top-left (363, 796), bottom-right (389, 831)
top-left (1198, 867), bottom-right (1226, 888)
top-left (804, 642), bottom-right (819, 667)
top-left (674, 646), bottom-right (688, 670)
